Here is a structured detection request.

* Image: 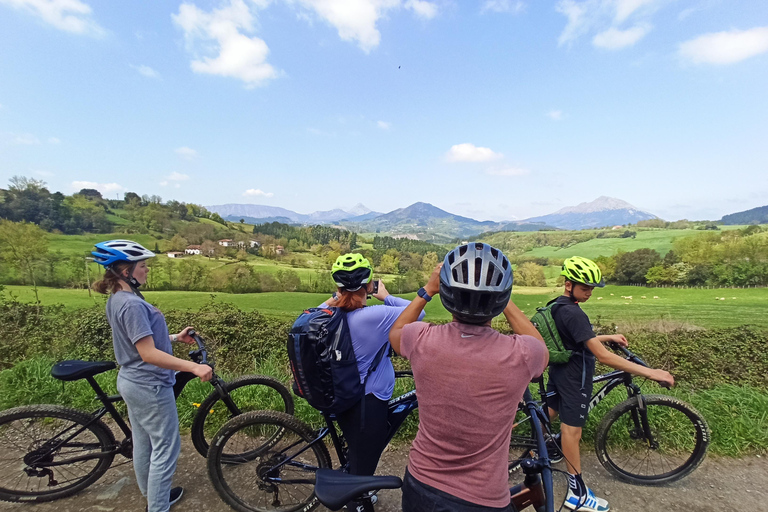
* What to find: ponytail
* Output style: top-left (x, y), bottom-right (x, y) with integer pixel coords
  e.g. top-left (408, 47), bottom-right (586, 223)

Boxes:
top-left (92, 261), bottom-right (132, 295)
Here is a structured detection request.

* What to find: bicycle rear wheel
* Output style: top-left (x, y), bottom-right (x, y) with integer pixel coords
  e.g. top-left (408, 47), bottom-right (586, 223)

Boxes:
top-left (191, 375), bottom-right (294, 458)
top-left (595, 394), bottom-right (710, 485)
top-left (0, 405), bottom-right (116, 502)
top-left (207, 410), bottom-right (332, 512)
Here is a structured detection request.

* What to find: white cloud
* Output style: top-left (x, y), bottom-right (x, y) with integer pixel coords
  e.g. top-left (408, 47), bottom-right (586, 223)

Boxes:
top-left (593, 24), bottom-right (649, 49)
top-left (0, 0), bottom-right (104, 35)
top-left (131, 64), bottom-right (160, 78)
top-left (47, 137), bottom-right (60, 144)
top-left (243, 188), bottom-right (274, 197)
top-left (614, 0), bottom-right (656, 24)
top-left (481, 0), bottom-right (525, 14)
top-left (405, 0), bottom-right (438, 19)
top-left (71, 181), bottom-right (125, 194)
top-left (678, 26), bottom-right (768, 65)
top-left (446, 143), bottom-right (503, 163)
top-left (175, 146), bottom-right (198, 160)
top-left (173, 0), bottom-right (278, 88)
top-left (13, 133), bottom-right (40, 145)
top-left (160, 172), bottom-right (191, 187)
top-left (546, 109), bottom-right (563, 120)
top-left (377, 120), bottom-right (391, 130)
top-left (556, 0), bottom-right (661, 48)
top-left (292, 0), bottom-right (399, 53)
top-left (486, 166), bottom-right (529, 176)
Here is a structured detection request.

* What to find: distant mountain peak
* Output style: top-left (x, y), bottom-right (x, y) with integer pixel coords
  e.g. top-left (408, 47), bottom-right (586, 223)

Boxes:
top-left (554, 196), bottom-right (649, 215)
top-left (347, 203), bottom-right (372, 216)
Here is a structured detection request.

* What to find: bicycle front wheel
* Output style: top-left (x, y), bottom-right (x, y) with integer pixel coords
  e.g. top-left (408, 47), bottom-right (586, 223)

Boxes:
top-left (0, 405), bottom-right (116, 503)
top-left (207, 410), bottom-right (332, 512)
top-left (595, 394), bottom-right (710, 485)
top-left (191, 375), bottom-right (294, 458)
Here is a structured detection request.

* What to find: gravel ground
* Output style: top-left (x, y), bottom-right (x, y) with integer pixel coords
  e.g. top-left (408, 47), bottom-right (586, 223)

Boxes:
top-left (1, 438), bottom-right (765, 512)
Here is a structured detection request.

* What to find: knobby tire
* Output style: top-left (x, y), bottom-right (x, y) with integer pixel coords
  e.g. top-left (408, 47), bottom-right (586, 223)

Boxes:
top-left (190, 375), bottom-right (294, 459)
top-left (595, 394), bottom-right (710, 485)
top-left (0, 405), bottom-right (116, 503)
top-left (208, 410), bottom-right (332, 512)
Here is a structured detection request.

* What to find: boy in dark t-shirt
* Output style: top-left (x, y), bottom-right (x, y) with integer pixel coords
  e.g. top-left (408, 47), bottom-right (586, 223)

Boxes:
top-left (549, 257), bottom-right (675, 512)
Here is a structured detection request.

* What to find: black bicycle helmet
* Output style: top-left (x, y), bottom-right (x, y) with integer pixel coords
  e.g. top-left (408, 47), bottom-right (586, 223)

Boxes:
top-left (439, 242), bottom-right (513, 324)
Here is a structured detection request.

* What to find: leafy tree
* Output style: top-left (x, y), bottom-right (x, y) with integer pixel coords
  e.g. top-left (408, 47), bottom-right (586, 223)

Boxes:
top-left (515, 262), bottom-right (547, 287)
top-left (0, 220), bottom-right (49, 301)
top-left (613, 248), bottom-right (661, 284)
top-left (169, 234), bottom-right (189, 252)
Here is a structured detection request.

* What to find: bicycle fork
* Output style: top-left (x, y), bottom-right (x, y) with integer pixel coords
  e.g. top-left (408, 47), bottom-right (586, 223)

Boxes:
top-left (629, 395), bottom-right (658, 449)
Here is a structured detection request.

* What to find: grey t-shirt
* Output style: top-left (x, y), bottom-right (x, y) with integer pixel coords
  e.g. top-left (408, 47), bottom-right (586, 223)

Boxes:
top-left (106, 291), bottom-right (175, 387)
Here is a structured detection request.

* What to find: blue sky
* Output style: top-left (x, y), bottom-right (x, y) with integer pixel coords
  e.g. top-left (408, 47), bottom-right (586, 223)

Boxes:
top-left (1, 0), bottom-right (767, 223)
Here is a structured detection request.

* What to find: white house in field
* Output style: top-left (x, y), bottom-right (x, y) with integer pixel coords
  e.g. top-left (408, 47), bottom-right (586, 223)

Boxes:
top-left (218, 239), bottom-right (235, 247)
top-left (185, 245), bottom-right (202, 255)
top-left (167, 251), bottom-right (184, 259)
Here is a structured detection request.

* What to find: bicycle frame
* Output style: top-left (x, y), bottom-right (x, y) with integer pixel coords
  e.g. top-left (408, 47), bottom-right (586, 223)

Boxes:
top-left (256, 377), bottom-right (419, 483)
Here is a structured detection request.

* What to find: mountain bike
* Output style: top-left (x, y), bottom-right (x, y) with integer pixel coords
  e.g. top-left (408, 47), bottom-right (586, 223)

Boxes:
top-left (509, 343), bottom-right (710, 486)
top-left (207, 372), bottom-right (557, 512)
top-left (0, 329), bottom-right (293, 503)
top-left (285, 386), bottom-right (556, 512)
top-left (206, 371), bottom-right (419, 512)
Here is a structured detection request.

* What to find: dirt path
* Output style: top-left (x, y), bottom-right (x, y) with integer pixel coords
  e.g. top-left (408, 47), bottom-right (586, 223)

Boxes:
top-left (1, 438), bottom-right (765, 512)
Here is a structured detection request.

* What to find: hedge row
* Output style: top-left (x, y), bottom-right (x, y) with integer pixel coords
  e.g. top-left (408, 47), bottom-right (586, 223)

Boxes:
top-left (1, 295), bottom-right (767, 390)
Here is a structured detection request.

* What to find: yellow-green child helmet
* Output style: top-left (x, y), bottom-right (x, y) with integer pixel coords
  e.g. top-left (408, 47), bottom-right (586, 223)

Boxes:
top-left (561, 256), bottom-right (605, 288)
top-left (331, 253), bottom-right (373, 291)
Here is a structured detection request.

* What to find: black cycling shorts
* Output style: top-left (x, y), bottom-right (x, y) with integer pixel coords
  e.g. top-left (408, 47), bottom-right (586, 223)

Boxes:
top-left (546, 360), bottom-right (594, 428)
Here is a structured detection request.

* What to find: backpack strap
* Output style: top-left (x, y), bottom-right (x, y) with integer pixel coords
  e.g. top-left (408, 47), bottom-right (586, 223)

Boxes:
top-left (358, 342), bottom-right (391, 433)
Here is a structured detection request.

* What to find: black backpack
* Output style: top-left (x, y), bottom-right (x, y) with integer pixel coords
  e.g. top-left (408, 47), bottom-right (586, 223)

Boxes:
top-left (288, 307), bottom-right (388, 415)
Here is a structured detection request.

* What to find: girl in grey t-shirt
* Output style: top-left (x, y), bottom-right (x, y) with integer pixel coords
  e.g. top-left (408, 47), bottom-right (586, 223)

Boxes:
top-left (91, 240), bottom-right (212, 512)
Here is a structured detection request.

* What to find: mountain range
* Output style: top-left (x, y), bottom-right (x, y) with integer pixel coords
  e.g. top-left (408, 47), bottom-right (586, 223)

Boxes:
top-left (207, 196), bottom-right (660, 240)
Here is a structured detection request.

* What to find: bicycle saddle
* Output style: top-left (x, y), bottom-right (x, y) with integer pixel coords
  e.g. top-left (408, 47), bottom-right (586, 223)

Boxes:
top-left (51, 360), bottom-right (116, 381)
top-left (314, 469), bottom-right (402, 511)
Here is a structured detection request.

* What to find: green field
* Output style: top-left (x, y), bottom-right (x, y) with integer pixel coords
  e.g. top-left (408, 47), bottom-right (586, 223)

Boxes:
top-left (520, 226), bottom-right (748, 261)
top-left (5, 284), bottom-right (767, 329)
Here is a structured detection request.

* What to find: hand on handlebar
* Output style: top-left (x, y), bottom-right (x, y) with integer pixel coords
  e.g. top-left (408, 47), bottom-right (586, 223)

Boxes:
top-left (606, 334), bottom-right (628, 347)
top-left (176, 326), bottom-right (197, 345)
top-left (192, 363), bottom-right (213, 382)
top-left (648, 369), bottom-right (675, 388)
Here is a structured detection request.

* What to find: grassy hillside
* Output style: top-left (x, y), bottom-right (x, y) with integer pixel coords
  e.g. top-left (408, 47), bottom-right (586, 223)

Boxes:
top-left (482, 225), bottom-right (748, 261)
top-left (5, 284), bottom-right (767, 329)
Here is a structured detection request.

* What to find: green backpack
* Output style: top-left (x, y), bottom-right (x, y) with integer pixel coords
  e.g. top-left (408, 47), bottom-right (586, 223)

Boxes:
top-left (530, 299), bottom-right (572, 364)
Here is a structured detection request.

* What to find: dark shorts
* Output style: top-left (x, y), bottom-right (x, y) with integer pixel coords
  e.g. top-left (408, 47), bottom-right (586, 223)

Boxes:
top-left (402, 469), bottom-right (514, 512)
top-left (546, 358), bottom-right (594, 428)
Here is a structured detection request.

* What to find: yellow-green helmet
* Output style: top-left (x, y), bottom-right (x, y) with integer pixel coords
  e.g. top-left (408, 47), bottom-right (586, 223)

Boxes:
top-left (561, 256), bottom-right (605, 287)
top-left (331, 253), bottom-right (373, 291)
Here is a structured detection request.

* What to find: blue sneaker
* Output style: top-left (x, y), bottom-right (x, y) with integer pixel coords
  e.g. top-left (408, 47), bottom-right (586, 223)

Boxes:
top-left (564, 487), bottom-right (610, 512)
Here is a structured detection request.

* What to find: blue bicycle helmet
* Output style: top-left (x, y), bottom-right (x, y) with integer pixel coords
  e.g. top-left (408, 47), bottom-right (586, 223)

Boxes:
top-left (439, 242), bottom-right (513, 324)
top-left (91, 240), bottom-right (155, 268)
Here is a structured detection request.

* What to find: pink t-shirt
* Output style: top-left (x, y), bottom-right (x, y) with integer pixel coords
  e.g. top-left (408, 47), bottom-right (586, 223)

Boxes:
top-left (400, 321), bottom-right (548, 508)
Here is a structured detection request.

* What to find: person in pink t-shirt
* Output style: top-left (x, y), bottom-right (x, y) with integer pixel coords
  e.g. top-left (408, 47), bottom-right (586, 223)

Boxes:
top-left (389, 243), bottom-right (549, 512)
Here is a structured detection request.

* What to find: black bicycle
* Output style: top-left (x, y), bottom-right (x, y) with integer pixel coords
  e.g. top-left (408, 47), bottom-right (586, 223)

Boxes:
top-left (509, 343), bottom-right (710, 486)
top-left (0, 329), bottom-right (294, 503)
top-left (311, 386), bottom-right (556, 512)
top-left (207, 372), bottom-right (558, 512)
top-left (206, 371), bottom-right (419, 512)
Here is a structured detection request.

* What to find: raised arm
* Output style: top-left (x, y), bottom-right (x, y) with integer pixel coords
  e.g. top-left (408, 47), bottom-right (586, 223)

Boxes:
top-left (389, 263), bottom-right (441, 355)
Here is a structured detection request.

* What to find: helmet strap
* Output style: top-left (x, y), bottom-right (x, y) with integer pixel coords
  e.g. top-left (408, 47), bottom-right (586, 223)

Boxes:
top-left (565, 280), bottom-right (578, 303)
top-left (108, 263), bottom-right (145, 300)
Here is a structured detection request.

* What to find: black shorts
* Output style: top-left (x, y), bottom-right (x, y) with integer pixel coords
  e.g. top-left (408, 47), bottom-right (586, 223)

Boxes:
top-left (402, 469), bottom-right (513, 512)
top-left (546, 358), bottom-right (594, 428)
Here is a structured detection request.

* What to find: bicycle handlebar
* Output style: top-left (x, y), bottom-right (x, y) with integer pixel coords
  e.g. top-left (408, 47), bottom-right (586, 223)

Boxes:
top-left (186, 329), bottom-right (210, 367)
top-left (608, 341), bottom-right (671, 389)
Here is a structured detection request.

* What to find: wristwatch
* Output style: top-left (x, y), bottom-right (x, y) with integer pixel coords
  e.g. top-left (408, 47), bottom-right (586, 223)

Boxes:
top-left (171, 334), bottom-right (178, 342)
top-left (417, 287), bottom-right (432, 302)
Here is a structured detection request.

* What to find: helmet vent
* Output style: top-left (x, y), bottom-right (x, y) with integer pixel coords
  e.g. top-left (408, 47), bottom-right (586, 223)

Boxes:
top-left (458, 245), bottom-right (468, 257)
top-left (489, 247), bottom-right (498, 258)
top-left (474, 257), bottom-right (482, 286)
top-left (124, 249), bottom-right (144, 257)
